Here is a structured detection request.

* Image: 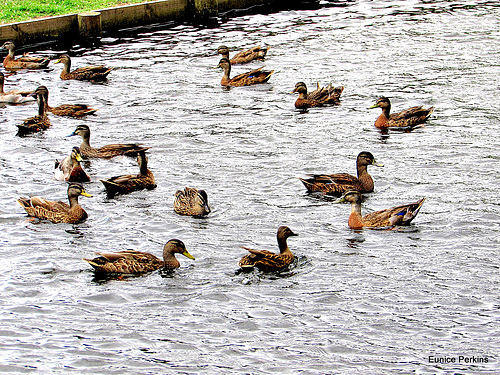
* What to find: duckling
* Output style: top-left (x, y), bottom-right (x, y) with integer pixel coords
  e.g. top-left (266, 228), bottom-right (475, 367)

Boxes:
top-left (217, 58), bottom-right (274, 87)
top-left (291, 81), bottom-right (344, 109)
top-left (1, 41), bottom-right (50, 70)
top-left (17, 182), bottom-right (92, 224)
top-left (0, 72), bottom-right (35, 104)
top-left (83, 239), bottom-right (195, 274)
top-left (100, 150), bottom-right (156, 198)
top-left (336, 191), bottom-right (425, 229)
top-left (239, 226), bottom-right (297, 272)
top-left (55, 54), bottom-right (113, 81)
top-left (174, 187), bottom-right (211, 217)
top-left (217, 45), bottom-right (270, 65)
top-left (68, 124), bottom-right (149, 159)
top-left (33, 86), bottom-right (97, 117)
top-left (299, 151), bottom-right (383, 197)
top-left (54, 147), bottom-right (90, 183)
top-left (368, 96), bottom-right (434, 128)
top-left (16, 89), bottom-right (50, 136)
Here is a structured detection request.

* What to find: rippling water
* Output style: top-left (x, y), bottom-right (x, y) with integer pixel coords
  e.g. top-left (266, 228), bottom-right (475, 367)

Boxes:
top-left (1, 1), bottom-right (499, 373)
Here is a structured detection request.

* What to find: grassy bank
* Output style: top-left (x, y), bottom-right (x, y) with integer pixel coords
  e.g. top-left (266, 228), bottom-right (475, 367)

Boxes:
top-left (1, 0), bottom-right (155, 24)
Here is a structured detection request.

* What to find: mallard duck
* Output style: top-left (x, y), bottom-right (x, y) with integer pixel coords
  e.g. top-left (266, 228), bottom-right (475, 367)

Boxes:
top-left (33, 86), bottom-right (97, 117)
top-left (83, 239), bottom-right (195, 274)
top-left (217, 45), bottom-right (270, 65)
top-left (68, 124), bottom-right (149, 159)
top-left (174, 187), bottom-right (211, 217)
top-left (239, 226), bottom-right (297, 272)
top-left (16, 89), bottom-right (50, 136)
top-left (299, 151), bottom-right (383, 197)
top-left (54, 147), bottom-right (90, 182)
top-left (1, 41), bottom-right (50, 70)
top-left (217, 58), bottom-right (274, 87)
top-left (368, 96), bottom-right (434, 128)
top-left (100, 150), bottom-right (156, 198)
top-left (0, 72), bottom-right (35, 104)
top-left (336, 190), bottom-right (425, 229)
top-left (55, 54), bottom-right (113, 81)
top-left (17, 182), bottom-right (92, 224)
top-left (291, 81), bottom-right (344, 109)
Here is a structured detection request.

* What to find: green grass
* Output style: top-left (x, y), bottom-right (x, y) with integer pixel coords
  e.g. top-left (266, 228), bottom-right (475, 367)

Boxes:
top-left (1, 0), bottom-right (154, 24)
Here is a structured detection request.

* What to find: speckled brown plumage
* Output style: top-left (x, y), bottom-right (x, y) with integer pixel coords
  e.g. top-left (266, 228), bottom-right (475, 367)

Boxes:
top-left (1, 41), bottom-right (50, 70)
top-left (217, 45), bottom-right (270, 64)
top-left (83, 239), bottom-right (195, 274)
top-left (174, 187), bottom-right (211, 217)
top-left (239, 226), bottom-right (297, 272)
top-left (16, 90), bottom-right (50, 136)
top-left (100, 150), bottom-right (156, 198)
top-left (55, 54), bottom-right (112, 81)
top-left (34, 86), bottom-right (97, 117)
top-left (299, 152), bottom-right (383, 197)
top-left (336, 191), bottom-right (426, 229)
top-left (368, 96), bottom-right (434, 128)
top-left (17, 182), bottom-right (92, 224)
top-left (217, 58), bottom-right (273, 87)
top-left (54, 147), bottom-right (90, 183)
top-left (291, 81), bottom-right (344, 109)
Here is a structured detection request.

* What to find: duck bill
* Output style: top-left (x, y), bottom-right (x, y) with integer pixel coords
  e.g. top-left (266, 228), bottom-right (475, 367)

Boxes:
top-left (66, 131), bottom-right (77, 137)
top-left (367, 103), bottom-right (379, 109)
top-left (182, 250), bottom-right (195, 260)
top-left (81, 192), bottom-right (92, 197)
top-left (333, 196), bottom-right (346, 204)
top-left (372, 160), bottom-right (384, 167)
top-left (75, 153), bottom-right (83, 162)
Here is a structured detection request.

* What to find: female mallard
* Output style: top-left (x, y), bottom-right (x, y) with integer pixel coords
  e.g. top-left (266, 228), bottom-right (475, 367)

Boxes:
top-left (16, 89), bottom-right (50, 136)
top-left (291, 81), bottom-right (344, 109)
top-left (239, 226), bottom-right (297, 272)
top-left (368, 96), bottom-right (434, 129)
top-left (0, 72), bottom-right (35, 104)
top-left (217, 58), bottom-right (274, 87)
top-left (17, 182), bottom-right (92, 224)
top-left (83, 239), bottom-right (195, 274)
top-left (174, 187), bottom-right (211, 217)
top-left (68, 124), bottom-right (149, 159)
top-left (55, 54), bottom-right (112, 81)
top-left (299, 151), bottom-right (383, 197)
top-left (54, 147), bottom-right (90, 183)
top-left (33, 86), bottom-right (97, 117)
top-left (1, 41), bottom-right (50, 70)
top-left (336, 190), bottom-right (425, 229)
top-left (217, 45), bottom-right (270, 65)
top-left (100, 150), bottom-right (156, 198)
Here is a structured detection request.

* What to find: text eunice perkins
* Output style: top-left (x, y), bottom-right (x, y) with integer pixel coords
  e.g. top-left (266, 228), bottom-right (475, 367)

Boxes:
top-left (429, 355), bottom-right (489, 364)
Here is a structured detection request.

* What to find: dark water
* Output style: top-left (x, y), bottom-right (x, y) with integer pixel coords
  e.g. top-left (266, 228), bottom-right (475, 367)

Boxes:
top-left (1, 1), bottom-right (499, 373)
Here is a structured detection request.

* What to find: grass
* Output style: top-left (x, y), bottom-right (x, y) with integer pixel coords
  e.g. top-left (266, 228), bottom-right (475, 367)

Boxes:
top-left (0, 0), bottom-right (154, 24)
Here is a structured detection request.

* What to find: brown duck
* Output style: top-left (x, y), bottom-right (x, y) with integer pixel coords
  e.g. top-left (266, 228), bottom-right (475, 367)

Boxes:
top-left (83, 239), bottom-right (195, 274)
top-left (217, 58), bottom-right (274, 86)
top-left (33, 86), bottom-right (97, 117)
top-left (68, 124), bottom-right (149, 159)
top-left (17, 182), bottom-right (92, 224)
top-left (336, 191), bottom-right (425, 229)
top-left (239, 226), bottom-right (297, 272)
top-left (299, 151), bottom-right (383, 197)
top-left (217, 45), bottom-right (270, 65)
top-left (55, 54), bottom-right (113, 81)
top-left (0, 72), bottom-right (35, 103)
top-left (17, 89), bottom-right (50, 136)
top-left (291, 81), bottom-right (344, 109)
top-left (100, 150), bottom-right (157, 198)
top-left (1, 41), bottom-right (50, 70)
top-left (368, 96), bottom-right (434, 128)
top-left (54, 147), bottom-right (90, 183)
top-left (174, 187), bottom-right (211, 217)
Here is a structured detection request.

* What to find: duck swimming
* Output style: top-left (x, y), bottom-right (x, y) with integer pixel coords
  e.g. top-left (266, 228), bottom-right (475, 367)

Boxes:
top-left (368, 96), bottom-right (434, 129)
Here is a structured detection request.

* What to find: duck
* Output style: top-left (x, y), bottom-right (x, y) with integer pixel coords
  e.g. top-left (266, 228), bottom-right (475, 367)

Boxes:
top-left (68, 124), bottom-right (149, 159)
top-left (368, 96), bottom-right (434, 129)
top-left (100, 150), bottom-right (156, 198)
top-left (291, 81), bottom-right (344, 109)
top-left (239, 226), bottom-right (297, 272)
top-left (217, 45), bottom-right (270, 65)
top-left (0, 72), bottom-right (35, 104)
top-left (174, 187), bottom-right (211, 217)
top-left (16, 89), bottom-right (51, 136)
top-left (54, 147), bottom-right (91, 182)
top-left (1, 40), bottom-right (50, 70)
top-left (299, 151), bottom-right (383, 197)
top-left (33, 86), bottom-right (97, 117)
top-left (55, 54), bottom-right (113, 81)
top-left (17, 182), bottom-right (92, 224)
top-left (336, 190), bottom-right (425, 229)
top-left (217, 58), bottom-right (274, 87)
top-left (83, 239), bottom-right (195, 274)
